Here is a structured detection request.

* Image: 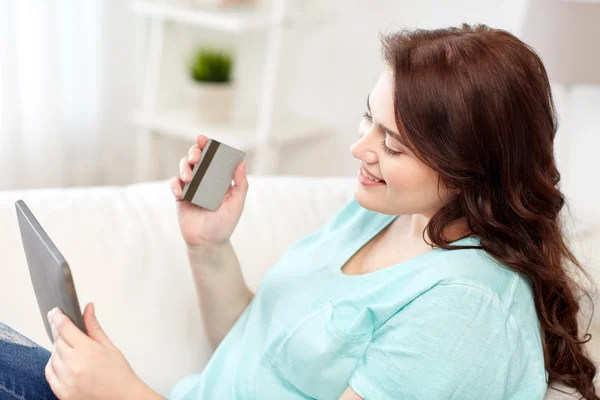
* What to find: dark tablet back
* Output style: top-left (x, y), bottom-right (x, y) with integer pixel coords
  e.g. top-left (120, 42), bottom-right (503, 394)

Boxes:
top-left (15, 200), bottom-right (86, 342)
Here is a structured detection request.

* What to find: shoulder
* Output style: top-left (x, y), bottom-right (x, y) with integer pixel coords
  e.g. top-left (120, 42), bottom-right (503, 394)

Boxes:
top-left (351, 238), bottom-right (547, 398)
top-left (352, 278), bottom-right (547, 399)
top-left (410, 241), bottom-right (543, 356)
top-left (421, 239), bottom-right (534, 312)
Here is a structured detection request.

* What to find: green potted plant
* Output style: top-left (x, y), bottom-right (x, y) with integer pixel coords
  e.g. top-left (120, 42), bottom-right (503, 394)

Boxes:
top-left (187, 47), bottom-right (234, 123)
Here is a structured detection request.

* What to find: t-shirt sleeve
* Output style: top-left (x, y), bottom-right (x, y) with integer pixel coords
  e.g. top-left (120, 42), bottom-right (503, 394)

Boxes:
top-left (348, 283), bottom-right (537, 400)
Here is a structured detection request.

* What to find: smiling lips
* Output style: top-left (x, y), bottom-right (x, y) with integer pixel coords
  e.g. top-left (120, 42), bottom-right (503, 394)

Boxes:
top-left (358, 166), bottom-right (386, 186)
top-left (361, 165), bottom-right (384, 183)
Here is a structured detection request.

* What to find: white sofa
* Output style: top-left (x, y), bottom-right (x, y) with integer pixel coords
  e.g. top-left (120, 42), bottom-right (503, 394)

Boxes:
top-left (0, 176), bottom-right (597, 399)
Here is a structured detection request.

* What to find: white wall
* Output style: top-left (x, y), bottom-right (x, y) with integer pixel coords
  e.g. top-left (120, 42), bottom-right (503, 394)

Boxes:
top-left (148, 0), bottom-right (599, 225)
top-left (258, 0), bottom-right (598, 225)
top-left (273, 0), bottom-right (529, 177)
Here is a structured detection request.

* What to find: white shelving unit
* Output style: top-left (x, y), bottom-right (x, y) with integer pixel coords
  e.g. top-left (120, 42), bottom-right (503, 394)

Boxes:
top-left (132, 0), bottom-right (282, 32)
top-left (133, 108), bottom-right (328, 150)
top-left (131, 0), bottom-right (331, 181)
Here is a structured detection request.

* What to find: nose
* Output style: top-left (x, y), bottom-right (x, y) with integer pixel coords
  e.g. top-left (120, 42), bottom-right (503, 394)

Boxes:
top-left (350, 129), bottom-right (378, 165)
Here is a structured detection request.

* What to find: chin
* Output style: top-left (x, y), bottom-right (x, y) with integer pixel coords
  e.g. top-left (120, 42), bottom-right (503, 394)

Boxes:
top-left (354, 188), bottom-right (407, 216)
top-left (354, 189), bottom-right (385, 213)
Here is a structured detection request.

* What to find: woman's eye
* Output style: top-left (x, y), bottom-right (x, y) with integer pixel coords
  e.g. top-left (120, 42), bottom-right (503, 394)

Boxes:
top-left (381, 140), bottom-right (402, 157)
top-left (362, 111), bottom-right (402, 157)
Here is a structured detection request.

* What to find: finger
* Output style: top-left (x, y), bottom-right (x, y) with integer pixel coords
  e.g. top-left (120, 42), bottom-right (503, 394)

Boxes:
top-left (225, 162), bottom-right (248, 212)
top-left (179, 157), bottom-right (193, 182)
top-left (170, 176), bottom-right (183, 199)
top-left (221, 184), bottom-right (234, 203)
top-left (232, 162), bottom-right (249, 195)
top-left (83, 302), bottom-right (112, 346)
top-left (45, 357), bottom-right (64, 399)
top-left (188, 145), bottom-right (202, 164)
top-left (52, 309), bottom-right (88, 348)
top-left (50, 350), bottom-right (74, 389)
top-left (48, 310), bottom-right (59, 342)
top-left (196, 134), bottom-right (209, 149)
top-left (50, 349), bottom-right (66, 379)
top-left (54, 336), bottom-right (73, 361)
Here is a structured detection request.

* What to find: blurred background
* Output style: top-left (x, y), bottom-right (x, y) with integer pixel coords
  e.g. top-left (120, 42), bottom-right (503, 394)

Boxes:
top-left (0, 0), bottom-right (597, 218)
top-left (0, 0), bottom-right (598, 228)
top-left (1, 0), bottom-right (600, 386)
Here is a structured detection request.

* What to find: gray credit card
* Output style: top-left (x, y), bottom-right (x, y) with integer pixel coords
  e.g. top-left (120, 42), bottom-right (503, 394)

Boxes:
top-left (181, 139), bottom-right (246, 211)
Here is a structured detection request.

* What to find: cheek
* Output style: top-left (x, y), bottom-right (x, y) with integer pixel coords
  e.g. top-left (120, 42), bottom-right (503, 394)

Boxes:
top-left (383, 161), bottom-right (447, 205)
top-left (382, 160), bottom-right (434, 190)
top-left (378, 160), bottom-right (451, 215)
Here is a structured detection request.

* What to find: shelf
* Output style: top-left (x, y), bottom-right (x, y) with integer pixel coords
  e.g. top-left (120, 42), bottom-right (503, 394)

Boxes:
top-left (132, 0), bottom-right (285, 33)
top-left (132, 107), bottom-right (331, 151)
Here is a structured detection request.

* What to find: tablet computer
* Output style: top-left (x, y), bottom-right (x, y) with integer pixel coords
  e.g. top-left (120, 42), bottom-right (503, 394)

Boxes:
top-left (15, 200), bottom-right (86, 342)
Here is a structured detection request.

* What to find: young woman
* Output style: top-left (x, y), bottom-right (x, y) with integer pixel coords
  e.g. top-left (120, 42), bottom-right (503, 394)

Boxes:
top-left (0, 23), bottom-right (597, 400)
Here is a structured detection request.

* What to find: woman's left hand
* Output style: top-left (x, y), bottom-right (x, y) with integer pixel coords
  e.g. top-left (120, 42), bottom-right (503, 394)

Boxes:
top-left (45, 302), bottom-right (161, 400)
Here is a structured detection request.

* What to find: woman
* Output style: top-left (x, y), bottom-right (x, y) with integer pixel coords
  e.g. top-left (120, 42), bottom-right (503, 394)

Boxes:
top-left (0, 23), bottom-right (597, 400)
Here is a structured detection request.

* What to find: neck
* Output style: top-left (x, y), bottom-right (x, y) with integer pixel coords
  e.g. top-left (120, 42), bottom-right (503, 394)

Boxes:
top-left (389, 213), bottom-right (471, 247)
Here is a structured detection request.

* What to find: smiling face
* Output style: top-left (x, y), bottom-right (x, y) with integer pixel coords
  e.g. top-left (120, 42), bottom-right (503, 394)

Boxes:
top-left (350, 68), bottom-right (455, 217)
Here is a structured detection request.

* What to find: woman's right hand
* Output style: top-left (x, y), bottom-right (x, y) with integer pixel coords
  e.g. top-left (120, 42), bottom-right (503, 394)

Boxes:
top-left (170, 134), bottom-right (249, 249)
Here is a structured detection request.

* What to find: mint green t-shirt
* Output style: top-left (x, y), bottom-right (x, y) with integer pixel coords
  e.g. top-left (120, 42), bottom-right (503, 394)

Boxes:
top-left (168, 197), bottom-right (547, 400)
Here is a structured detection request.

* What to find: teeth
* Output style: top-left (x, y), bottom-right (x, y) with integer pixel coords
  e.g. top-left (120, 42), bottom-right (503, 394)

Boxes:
top-left (362, 168), bottom-right (381, 182)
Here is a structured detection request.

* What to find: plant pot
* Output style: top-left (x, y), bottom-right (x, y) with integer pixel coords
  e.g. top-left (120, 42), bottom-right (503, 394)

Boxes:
top-left (187, 80), bottom-right (234, 123)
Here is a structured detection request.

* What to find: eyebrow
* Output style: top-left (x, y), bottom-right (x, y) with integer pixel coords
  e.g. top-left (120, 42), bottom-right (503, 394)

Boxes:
top-left (366, 93), bottom-right (409, 148)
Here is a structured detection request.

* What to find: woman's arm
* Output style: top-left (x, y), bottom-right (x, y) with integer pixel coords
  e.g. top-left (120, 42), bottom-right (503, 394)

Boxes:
top-left (173, 134), bottom-right (253, 350)
top-left (187, 240), bottom-right (254, 350)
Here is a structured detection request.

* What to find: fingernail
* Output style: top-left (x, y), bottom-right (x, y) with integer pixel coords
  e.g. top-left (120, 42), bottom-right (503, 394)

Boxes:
top-left (188, 153), bottom-right (193, 162)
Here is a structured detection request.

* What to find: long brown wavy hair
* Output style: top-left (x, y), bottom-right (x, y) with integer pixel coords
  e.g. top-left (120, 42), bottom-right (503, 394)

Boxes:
top-left (381, 23), bottom-right (597, 399)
